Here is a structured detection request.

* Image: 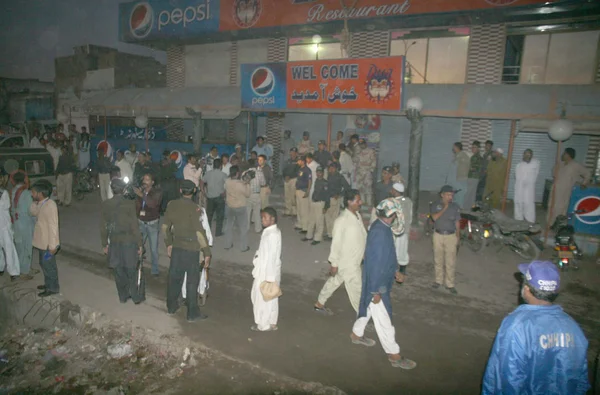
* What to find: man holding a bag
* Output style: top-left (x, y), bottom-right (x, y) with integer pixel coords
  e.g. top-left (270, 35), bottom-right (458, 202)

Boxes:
top-left (251, 207), bottom-right (282, 332)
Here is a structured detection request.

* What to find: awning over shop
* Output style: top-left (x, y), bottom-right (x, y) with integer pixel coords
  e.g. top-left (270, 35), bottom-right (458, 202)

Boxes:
top-left (83, 87), bottom-right (241, 120)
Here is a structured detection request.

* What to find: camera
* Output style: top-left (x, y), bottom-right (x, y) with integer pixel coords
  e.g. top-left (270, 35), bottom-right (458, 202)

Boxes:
top-left (241, 169), bottom-right (256, 183)
top-left (123, 177), bottom-right (141, 200)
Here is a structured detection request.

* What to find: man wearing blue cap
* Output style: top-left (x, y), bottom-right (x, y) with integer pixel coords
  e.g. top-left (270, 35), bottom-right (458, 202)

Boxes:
top-left (482, 260), bottom-right (589, 394)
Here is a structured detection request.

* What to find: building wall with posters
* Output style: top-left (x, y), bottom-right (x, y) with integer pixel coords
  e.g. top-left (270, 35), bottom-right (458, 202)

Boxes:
top-left (118, 0), bottom-right (600, 191)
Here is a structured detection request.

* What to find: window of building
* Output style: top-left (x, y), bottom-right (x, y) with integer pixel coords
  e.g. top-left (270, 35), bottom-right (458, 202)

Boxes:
top-left (288, 38), bottom-right (343, 61)
top-left (390, 31), bottom-right (469, 84)
top-left (504, 29), bottom-right (599, 85)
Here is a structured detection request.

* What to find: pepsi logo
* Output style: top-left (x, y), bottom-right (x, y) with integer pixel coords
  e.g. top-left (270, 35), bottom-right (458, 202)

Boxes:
top-left (251, 67), bottom-right (275, 96)
top-left (574, 195), bottom-right (600, 225)
top-left (130, 2), bottom-right (154, 39)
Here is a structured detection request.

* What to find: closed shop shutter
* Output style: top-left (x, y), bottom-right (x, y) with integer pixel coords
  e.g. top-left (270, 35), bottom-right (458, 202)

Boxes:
top-left (491, 121), bottom-right (590, 202)
top-left (420, 118), bottom-right (461, 191)
top-left (378, 116), bottom-right (410, 180)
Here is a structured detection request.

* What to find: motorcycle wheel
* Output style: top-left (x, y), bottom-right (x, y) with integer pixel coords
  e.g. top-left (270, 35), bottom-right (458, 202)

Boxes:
top-left (463, 224), bottom-right (485, 253)
top-left (512, 235), bottom-right (540, 261)
top-left (73, 190), bottom-right (85, 201)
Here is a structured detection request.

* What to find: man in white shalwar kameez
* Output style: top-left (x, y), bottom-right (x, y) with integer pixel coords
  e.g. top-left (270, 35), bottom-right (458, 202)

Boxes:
top-left (514, 149), bottom-right (540, 223)
top-left (251, 207), bottom-right (282, 331)
top-left (549, 148), bottom-right (590, 226)
top-left (0, 187), bottom-right (20, 279)
top-left (314, 189), bottom-right (366, 315)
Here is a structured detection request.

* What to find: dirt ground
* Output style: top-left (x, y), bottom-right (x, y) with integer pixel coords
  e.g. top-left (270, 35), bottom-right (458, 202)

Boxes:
top-left (2, 188), bottom-right (599, 394)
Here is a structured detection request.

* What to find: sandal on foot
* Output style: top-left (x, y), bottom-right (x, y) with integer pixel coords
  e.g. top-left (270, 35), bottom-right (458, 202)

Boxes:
top-left (314, 306), bottom-right (334, 316)
top-left (251, 325), bottom-right (278, 332)
top-left (389, 357), bottom-right (417, 370)
top-left (351, 336), bottom-right (376, 347)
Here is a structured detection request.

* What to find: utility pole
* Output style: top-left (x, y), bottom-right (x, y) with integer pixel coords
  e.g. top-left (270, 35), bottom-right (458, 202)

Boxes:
top-left (406, 103), bottom-right (423, 225)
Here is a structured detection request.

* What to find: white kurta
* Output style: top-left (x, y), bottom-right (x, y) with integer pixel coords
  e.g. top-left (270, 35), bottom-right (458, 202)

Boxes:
top-left (339, 151), bottom-right (354, 185)
top-left (514, 159), bottom-right (540, 222)
top-left (251, 224), bottom-right (282, 331)
top-left (0, 189), bottom-right (20, 276)
top-left (115, 159), bottom-right (133, 181)
top-left (183, 163), bottom-right (203, 187)
top-left (182, 208), bottom-right (213, 299)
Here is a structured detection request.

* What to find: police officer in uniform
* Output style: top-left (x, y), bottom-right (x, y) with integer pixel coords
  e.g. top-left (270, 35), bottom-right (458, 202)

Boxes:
top-left (430, 185), bottom-right (461, 294)
top-left (100, 178), bottom-right (144, 304)
top-left (162, 180), bottom-right (212, 322)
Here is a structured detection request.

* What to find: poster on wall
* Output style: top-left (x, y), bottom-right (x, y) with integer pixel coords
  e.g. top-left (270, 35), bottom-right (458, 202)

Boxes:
top-left (219, 0), bottom-right (552, 31)
top-left (241, 56), bottom-right (405, 112)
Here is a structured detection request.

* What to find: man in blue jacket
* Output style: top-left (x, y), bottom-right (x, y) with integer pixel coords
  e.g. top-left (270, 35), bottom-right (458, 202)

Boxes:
top-left (482, 260), bottom-right (590, 394)
top-left (349, 198), bottom-right (416, 370)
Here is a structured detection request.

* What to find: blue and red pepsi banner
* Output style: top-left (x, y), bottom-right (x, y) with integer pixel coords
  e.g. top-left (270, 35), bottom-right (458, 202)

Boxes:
top-left (241, 56), bottom-right (405, 111)
top-left (119, 0), bottom-right (220, 42)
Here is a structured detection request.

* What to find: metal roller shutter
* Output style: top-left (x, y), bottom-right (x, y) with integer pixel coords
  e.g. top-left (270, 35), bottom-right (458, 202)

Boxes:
top-left (420, 118), bottom-right (462, 191)
top-left (378, 116), bottom-right (410, 180)
top-left (491, 121), bottom-right (590, 202)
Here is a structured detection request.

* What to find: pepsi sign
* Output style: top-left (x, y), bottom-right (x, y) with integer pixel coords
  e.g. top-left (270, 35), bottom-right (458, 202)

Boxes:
top-left (120, 0), bottom-right (220, 42)
top-left (567, 186), bottom-right (600, 236)
top-left (241, 63), bottom-right (286, 110)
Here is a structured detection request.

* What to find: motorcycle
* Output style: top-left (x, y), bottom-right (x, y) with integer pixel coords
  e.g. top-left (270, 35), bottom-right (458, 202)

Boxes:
top-left (459, 211), bottom-right (486, 252)
top-left (72, 166), bottom-right (96, 201)
top-left (469, 195), bottom-right (543, 260)
top-left (551, 212), bottom-right (584, 271)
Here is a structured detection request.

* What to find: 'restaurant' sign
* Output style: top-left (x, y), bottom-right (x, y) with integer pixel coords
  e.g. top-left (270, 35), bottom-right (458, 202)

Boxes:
top-left (219, 0), bottom-right (553, 31)
top-left (241, 56), bottom-right (405, 112)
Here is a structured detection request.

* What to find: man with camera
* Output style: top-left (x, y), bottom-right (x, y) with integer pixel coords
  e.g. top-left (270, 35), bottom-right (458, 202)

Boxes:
top-left (101, 178), bottom-right (144, 304)
top-left (134, 173), bottom-right (163, 276)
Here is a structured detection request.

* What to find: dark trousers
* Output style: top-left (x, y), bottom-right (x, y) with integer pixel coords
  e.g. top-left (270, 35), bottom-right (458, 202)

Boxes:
top-left (206, 196), bottom-right (225, 236)
top-left (476, 175), bottom-right (487, 202)
top-left (167, 247), bottom-right (201, 320)
top-left (109, 243), bottom-right (145, 304)
top-left (161, 179), bottom-right (179, 212)
top-left (38, 248), bottom-right (59, 293)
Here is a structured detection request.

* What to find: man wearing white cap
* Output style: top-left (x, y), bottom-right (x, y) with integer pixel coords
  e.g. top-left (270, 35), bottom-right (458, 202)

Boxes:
top-left (484, 148), bottom-right (508, 209)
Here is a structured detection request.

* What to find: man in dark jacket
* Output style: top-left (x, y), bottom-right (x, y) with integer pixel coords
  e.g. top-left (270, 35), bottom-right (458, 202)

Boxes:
top-left (162, 180), bottom-right (212, 322)
top-left (159, 149), bottom-right (178, 213)
top-left (56, 145), bottom-right (75, 206)
top-left (324, 162), bottom-right (350, 241)
top-left (100, 179), bottom-right (144, 304)
top-left (350, 199), bottom-right (416, 370)
top-left (303, 166), bottom-right (329, 246)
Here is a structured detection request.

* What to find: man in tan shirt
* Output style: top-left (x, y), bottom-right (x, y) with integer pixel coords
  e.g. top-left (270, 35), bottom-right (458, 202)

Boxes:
top-left (224, 165), bottom-right (251, 252)
top-left (30, 180), bottom-right (60, 297)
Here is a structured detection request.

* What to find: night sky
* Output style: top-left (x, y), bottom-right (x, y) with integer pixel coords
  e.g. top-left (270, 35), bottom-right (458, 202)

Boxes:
top-left (0, 0), bottom-right (166, 82)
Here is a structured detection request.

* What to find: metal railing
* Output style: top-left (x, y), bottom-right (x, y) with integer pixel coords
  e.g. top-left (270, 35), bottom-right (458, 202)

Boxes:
top-left (502, 66), bottom-right (521, 85)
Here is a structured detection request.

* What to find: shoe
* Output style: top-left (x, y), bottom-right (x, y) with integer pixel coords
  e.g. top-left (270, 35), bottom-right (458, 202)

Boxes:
top-left (38, 290), bottom-right (59, 297)
top-left (10, 276), bottom-right (18, 281)
top-left (389, 357), bottom-right (417, 370)
top-left (37, 285), bottom-right (46, 290)
top-left (324, 236), bottom-right (332, 241)
top-left (351, 336), bottom-right (376, 347)
top-left (0, 271), bottom-right (4, 276)
top-left (224, 245), bottom-right (233, 250)
top-left (187, 314), bottom-right (208, 322)
top-left (299, 230), bottom-right (307, 234)
top-left (447, 287), bottom-right (458, 295)
top-left (241, 247), bottom-right (250, 252)
top-left (311, 241), bottom-right (320, 246)
top-left (301, 238), bottom-right (312, 242)
top-left (431, 283), bottom-right (441, 289)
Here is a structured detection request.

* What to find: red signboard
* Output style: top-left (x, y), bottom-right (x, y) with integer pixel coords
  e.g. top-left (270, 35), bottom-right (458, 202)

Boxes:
top-left (220, 0), bottom-right (552, 31)
top-left (286, 57), bottom-right (404, 111)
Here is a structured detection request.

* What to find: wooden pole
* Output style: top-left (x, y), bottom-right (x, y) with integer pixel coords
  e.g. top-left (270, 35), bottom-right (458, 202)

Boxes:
top-left (326, 113), bottom-right (332, 151)
top-left (544, 140), bottom-right (562, 242)
top-left (501, 120), bottom-right (517, 213)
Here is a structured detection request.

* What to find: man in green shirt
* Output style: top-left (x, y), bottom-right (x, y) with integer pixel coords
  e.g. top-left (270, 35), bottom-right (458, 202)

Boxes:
top-left (464, 141), bottom-right (483, 209)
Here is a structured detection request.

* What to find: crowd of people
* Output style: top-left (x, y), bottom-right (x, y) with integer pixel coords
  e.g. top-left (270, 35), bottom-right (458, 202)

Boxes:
top-left (447, 140), bottom-right (590, 225)
top-left (0, 128), bottom-right (592, 390)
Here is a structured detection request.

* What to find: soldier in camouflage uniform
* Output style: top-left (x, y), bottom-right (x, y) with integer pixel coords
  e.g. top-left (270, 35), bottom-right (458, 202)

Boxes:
top-left (464, 141), bottom-right (483, 209)
top-left (355, 137), bottom-right (377, 207)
